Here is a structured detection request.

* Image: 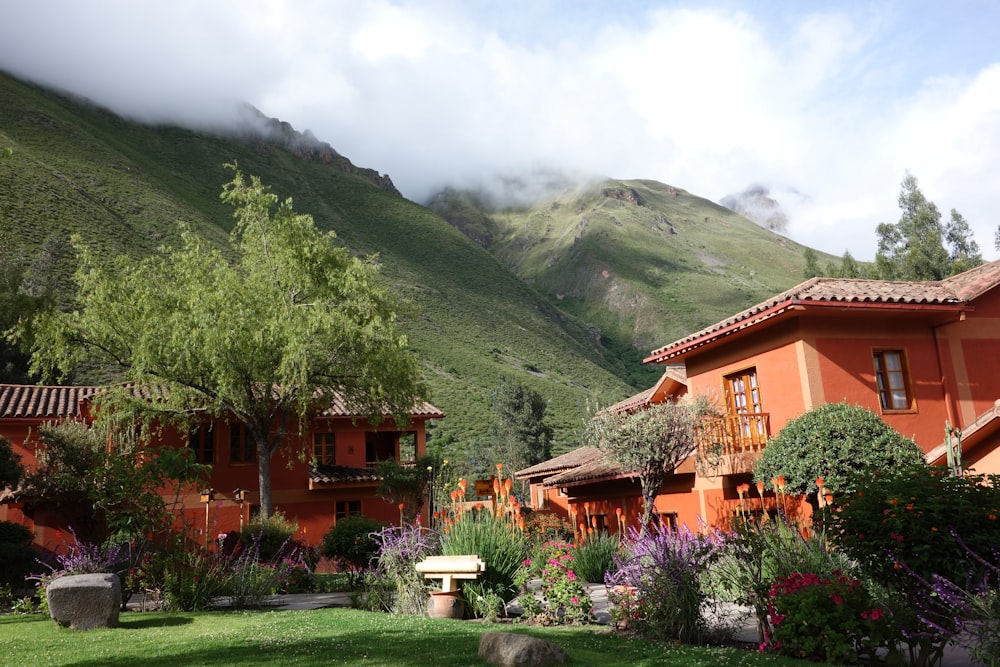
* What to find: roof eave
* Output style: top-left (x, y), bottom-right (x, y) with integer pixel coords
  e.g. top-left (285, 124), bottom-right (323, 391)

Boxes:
top-left (645, 300), bottom-right (970, 364)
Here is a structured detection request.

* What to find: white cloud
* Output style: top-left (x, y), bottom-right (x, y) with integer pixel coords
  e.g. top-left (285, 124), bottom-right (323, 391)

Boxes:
top-left (1, 0), bottom-right (998, 260)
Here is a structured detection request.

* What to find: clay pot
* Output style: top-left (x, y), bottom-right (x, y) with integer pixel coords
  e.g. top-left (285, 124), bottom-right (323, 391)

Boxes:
top-left (427, 591), bottom-right (465, 619)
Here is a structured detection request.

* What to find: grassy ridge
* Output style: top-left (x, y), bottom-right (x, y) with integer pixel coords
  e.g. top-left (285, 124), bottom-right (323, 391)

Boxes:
top-left (0, 72), bottom-right (633, 453)
top-left (432, 180), bottom-right (838, 384)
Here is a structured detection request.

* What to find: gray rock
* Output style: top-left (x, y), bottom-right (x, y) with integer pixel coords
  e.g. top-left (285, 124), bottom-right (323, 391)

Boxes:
top-left (478, 632), bottom-right (567, 667)
top-left (47, 573), bottom-right (121, 630)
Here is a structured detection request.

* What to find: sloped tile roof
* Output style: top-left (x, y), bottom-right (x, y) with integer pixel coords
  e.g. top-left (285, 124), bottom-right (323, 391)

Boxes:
top-left (601, 365), bottom-right (686, 415)
top-left (309, 464), bottom-right (379, 485)
top-left (316, 396), bottom-right (444, 419)
top-left (514, 446), bottom-right (603, 479)
top-left (0, 384), bottom-right (99, 419)
top-left (0, 383), bottom-right (443, 421)
top-left (542, 454), bottom-right (629, 487)
top-left (646, 259), bottom-right (1000, 363)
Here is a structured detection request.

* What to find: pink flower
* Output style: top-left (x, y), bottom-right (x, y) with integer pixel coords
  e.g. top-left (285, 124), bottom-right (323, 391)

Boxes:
top-left (571, 597), bottom-right (579, 605)
top-left (830, 594), bottom-right (843, 605)
top-left (566, 570), bottom-right (577, 581)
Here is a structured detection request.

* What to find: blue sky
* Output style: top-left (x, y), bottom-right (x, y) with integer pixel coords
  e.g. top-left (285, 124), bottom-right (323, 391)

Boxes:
top-left (2, 0), bottom-right (998, 261)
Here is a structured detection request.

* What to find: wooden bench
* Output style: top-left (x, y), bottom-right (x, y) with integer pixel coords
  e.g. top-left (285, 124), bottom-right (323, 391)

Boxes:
top-left (415, 555), bottom-right (487, 592)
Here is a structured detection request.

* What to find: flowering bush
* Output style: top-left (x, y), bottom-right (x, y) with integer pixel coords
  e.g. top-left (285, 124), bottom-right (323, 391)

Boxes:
top-left (825, 466), bottom-right (1000, 664)
top-left (515, 539), bottom-right (594, 624)
top-left (607, 523), bottom-right (722, 643)
top-left (371, 522), bottom-right (439, 614)
top-left (765, 571), bottom-right (899, 664)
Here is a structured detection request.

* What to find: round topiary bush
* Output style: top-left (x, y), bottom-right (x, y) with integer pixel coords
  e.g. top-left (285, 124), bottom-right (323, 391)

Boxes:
top-left (754, 401), bottom-right (926, 495)
top-left (321, 516), bottom-right (382, 570)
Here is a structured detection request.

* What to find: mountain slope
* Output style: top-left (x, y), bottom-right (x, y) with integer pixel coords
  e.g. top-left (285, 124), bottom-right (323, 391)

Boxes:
top-left (429, 180), bottom-right (836, 384)
top-left (0, 71), bottom-right (634, 453)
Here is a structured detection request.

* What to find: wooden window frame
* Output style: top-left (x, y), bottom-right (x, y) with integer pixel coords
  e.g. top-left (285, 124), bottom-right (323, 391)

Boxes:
top-left (188, 422), bottom-right (215, 465)
top-left (722, 366), bottom-right (769, 448)
top-left (873, 349), bottom-right (916, 413)
top-left (229, 422), bottom-right (256, 464)
top-left (336, 500), bottom-right (362, 519)
top-left (313, 432), bottom-right (336, 466)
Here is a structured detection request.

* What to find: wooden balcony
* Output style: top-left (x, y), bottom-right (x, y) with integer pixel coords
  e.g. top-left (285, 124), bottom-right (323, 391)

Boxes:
top-left (696, 413), bottom-right (771, 475)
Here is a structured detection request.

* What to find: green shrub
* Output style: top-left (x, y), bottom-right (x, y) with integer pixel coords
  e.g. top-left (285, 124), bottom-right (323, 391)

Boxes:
top-left (754, 402), bottom-right (926, 496)
top-left (239, 512), bottom-right (299, 563)
top-left (572, 532), bottom-right (621, 583)
top-left (0, 520), bottom-right (35, 592)
top-left (321, 516), bottom-right (382, 570)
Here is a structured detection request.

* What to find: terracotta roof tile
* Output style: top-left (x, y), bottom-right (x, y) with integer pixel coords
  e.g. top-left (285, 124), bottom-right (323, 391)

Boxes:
top-left (601, 365), bottom-right (686, 414)
top-left (0, 383), bottom-right (442, 421)
top-left (515, 446), bottom-right (603, 478)
top-left (309, 464), bottom-right (379, 485)
top-left (0, 384), bottom-right (99, 419)
top-left (542, 454), bottom-right (629, 487)
top-left (647, 259), bottom-right (1000, 363)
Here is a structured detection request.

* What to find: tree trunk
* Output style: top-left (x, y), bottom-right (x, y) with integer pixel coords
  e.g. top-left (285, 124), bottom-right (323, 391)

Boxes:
top-left (257, 437), bottom-right (274, 520)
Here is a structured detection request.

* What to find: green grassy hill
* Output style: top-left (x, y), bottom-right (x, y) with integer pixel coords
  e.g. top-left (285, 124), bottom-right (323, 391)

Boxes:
top-left (0, 72), bottom-right (634, 456)
top-left (0, 71), bottom-right (834, 461)
top-left (429, 181), bottom-right (837, 384)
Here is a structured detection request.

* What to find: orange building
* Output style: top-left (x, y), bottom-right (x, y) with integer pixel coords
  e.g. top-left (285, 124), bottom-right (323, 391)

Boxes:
top-left (519, 260), bottom-right (1000, 533)
top-left (0, 384), bottom-right (442, 550)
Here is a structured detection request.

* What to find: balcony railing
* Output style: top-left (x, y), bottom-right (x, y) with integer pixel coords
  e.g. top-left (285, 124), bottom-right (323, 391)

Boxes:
top-left (697, 412), bottom-right (771, 466)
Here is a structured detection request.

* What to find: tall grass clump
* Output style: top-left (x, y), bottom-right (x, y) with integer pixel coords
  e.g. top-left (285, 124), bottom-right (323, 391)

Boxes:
top-left (439, 467), bottom-right (528, 618)
top-left (572, 530), bottom-right (621, 583)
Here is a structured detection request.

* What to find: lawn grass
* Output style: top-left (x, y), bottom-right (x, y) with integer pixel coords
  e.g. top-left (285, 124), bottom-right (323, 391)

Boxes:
top-left (0, 608), bottom-right (815, 667)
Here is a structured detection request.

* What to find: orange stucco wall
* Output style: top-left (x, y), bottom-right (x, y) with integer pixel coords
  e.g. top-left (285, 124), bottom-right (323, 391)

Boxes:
top-left (1, 411), bottom-right (431, 550)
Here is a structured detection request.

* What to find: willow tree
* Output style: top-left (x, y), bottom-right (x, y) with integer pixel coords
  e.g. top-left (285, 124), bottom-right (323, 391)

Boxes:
top-left (23, 166), bottom-right (425, 518)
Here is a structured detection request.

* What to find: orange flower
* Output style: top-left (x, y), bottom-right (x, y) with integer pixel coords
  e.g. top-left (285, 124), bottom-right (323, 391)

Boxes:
top-left (777, 476), bottom-right (786, 492)
top-left (815, 477), bottom-right (825, 488)
top-left (496, 463), bottom-right (503, 471)
top-left (590, 516), bottom-right (597, 528)
top-left (398, 503), bottom-right (405, 510)
top-left (504, 478), bottom-right (513, 492)
top-left (825, 494), bottom-right (834, 505)
top-left (616, 507), bottom-right (623, 516)
top-left (756, 481), bottom-right (765, 496)
top-left (458, 478), bottom-right (467, 490)
top-left (475, 502), bottom-right (484, 511)
top-left (736, 483), bottom-right (750, 496)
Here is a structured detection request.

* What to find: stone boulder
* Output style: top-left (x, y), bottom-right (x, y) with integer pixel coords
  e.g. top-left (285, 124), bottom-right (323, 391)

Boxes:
top-left (47, 573), bottom-right (121, 630)
top-left (478, 632), bottom-right (567, 667)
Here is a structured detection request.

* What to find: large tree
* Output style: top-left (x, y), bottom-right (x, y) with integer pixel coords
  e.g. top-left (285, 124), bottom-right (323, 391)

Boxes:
top-left (875, 173), bottom-right (982, 281)
top-left (585, 397), bottom-right (710, 531)
top-left (22, 166), bottom-right (425, 518)
top-left (486, 375), bottom-right (553, 474)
